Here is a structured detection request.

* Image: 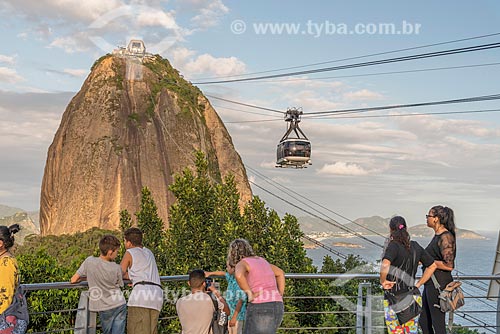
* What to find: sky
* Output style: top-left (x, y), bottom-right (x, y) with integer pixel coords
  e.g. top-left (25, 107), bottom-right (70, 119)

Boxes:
top-left (1, 1), bottom-right (500, 232)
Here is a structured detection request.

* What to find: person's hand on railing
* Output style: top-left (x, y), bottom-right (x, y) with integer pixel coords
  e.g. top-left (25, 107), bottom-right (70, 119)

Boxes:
top-left (380, 279), bottom-right (396, 290)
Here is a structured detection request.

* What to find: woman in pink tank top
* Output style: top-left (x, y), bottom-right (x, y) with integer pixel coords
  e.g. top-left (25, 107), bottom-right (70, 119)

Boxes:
top-left (228, 239), bottom-right (285, 334)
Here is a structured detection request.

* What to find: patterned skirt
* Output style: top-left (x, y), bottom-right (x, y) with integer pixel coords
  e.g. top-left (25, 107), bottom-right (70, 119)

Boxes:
top-left (0, 315), bottom-right (28, 334)
top-left (383, 296), bottom-right (422, 334)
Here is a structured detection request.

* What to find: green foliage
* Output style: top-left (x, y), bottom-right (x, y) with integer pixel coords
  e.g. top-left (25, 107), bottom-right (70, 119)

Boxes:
top-left (143, 55), bottom-right (203, 116)
top-left (451, 325), bottom-right (481, 334)
top-left (119, 209), bottom-right (132, 231)
top-left (165, 152), bottom-right (235, 274)
top-left (127, 112), bottom-right (140, 123)
top-left (16, 152), bottom-right (389, 333)
top-left (18, 228), bottom-right (119, 268)
top-left (16, 228), bottom-right (120, 332)
top-left (136, 187), bottom-right (167, 261)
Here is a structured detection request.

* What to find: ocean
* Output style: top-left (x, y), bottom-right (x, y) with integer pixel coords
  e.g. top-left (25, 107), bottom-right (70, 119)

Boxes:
top-left (305, 230), bottom-right (500, 329)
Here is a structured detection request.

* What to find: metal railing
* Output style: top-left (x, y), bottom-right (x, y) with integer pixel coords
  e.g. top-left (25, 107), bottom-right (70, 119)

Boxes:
top-left (22, 274), bottom-right (500, 334)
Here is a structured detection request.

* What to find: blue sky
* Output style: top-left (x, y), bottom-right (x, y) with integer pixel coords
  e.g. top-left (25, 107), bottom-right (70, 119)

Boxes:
top-left (1, 1), bottom-right (500, 232)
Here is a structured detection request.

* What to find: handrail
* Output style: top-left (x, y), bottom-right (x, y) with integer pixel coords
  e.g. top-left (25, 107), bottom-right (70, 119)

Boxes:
top-left (18, 273), bottom-right (499, 334)
top-left (21, 273), bottom-right (500, 291)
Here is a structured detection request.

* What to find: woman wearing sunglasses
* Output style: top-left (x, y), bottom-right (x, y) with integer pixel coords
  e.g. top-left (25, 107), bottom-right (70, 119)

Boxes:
top-left (420, 206), bottom-right (456, 334)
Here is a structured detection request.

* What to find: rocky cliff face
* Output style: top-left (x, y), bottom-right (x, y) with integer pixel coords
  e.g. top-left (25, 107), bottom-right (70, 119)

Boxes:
top-left (40, 55), bottom-right (252, 235)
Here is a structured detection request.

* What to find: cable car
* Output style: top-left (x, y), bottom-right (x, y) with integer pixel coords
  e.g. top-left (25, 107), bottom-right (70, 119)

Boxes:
top-left (276, 108), bottom-right (312, 168)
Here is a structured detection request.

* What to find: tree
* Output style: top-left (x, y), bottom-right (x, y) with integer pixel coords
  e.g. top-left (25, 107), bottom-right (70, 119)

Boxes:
top-left (119, 187), bottom-right (167, 269)
top-left (165, 152), bottom-right (240, 274)
top-left (136, 187), bottom-right (166, 257)
top-left (119, 209), bottom-right (132, 231)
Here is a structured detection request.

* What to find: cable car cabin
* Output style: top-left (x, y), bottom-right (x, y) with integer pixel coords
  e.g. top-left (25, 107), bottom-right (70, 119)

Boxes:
top-left (276, 139), bottom-right (311, 168)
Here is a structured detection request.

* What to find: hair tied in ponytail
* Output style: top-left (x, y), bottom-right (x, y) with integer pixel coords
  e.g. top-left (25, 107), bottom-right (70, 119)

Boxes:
top-left (8, 224), bottom-right (20, 236)
top-left (398, 224), bottom-right (404, 230)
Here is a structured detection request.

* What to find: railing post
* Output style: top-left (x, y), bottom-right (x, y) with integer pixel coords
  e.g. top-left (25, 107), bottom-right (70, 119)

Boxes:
top-left (365, 283), bottom-right (372, 334)
top-left (497, 287), bottom-right (500, 334)
top-left (75, 291), bottom-right (96, 334)
top-left (357, 282), bottom-right (372, 334)
top-left (357, 283), bottom-right (364, 334)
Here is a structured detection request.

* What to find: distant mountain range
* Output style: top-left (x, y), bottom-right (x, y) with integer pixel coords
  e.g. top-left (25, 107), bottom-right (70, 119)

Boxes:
top-left (0, 204), bottom-right (486, 245)
top-left (298, 215), bottom-right (486, 240)
top-left (0, 204), bottom-right (40, 244)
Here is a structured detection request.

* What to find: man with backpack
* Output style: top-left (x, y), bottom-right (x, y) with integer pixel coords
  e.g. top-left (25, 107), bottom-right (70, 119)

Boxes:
top-left (176, 269), bottom-right (229, 334)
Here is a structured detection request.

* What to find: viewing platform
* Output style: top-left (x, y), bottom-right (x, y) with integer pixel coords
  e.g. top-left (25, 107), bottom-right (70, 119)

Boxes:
top-left (22, 273), bottom-right (500, 334)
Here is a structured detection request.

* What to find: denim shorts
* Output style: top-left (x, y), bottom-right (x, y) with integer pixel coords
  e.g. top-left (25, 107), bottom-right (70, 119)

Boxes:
top-left (99, 303), bottom-right (127, 334)
top-left (243, 301), bottom-right (284, 334)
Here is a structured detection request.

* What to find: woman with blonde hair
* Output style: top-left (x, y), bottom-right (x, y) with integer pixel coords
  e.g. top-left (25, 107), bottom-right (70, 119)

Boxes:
top-left (228, 239), bottom-right (285, 334)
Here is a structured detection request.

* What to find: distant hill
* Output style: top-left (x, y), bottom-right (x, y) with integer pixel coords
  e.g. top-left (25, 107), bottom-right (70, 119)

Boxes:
top-left (408, 224), bottom-right (486, 239)
top-left (0, 204), bottom-right (25, 218)
top-left (298, 216), bottom-right (486, 239)
top-left (0, 211), bottom-right (40, 244)
top-left (298, 215), bottom-right (390, 236)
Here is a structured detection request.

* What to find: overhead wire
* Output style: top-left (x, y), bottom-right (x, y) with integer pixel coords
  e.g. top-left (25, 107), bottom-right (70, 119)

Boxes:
top-left (206, 94), bottom-right (284, 114)
top-left (213, 62), bottom-right (500, 84)
top-left (247, 174), bottom-right (385, 249)
top-left (247, 167), bottom-right (496, 302)
top-left (211, 103), bottom-right (283, 118)
top-left (247, 166), bottom-right (387, 240)
top-left (248, 179), bottom-right (352, 260)
top-left (193, 42), bottom-right (500, 84)
top-left (221, 108), bottom-right (500, 124)
top-left (191, 32), bottom-right (500, 80)
top-left (304, 93), bottom-right (500, 116)
top-left (305, 108), bottom-right (500, 120)
top-left (207, 92), bottom-right (500, 124)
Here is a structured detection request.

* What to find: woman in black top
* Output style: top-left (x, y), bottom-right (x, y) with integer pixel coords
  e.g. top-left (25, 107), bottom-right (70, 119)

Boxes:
top-left (380, 216), bottom-right (436, 334)
top-left (420, 205), bottom-right (456, 334)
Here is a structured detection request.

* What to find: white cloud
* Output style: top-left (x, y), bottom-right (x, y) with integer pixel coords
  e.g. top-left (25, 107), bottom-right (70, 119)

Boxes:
top-left (63, 69), bottom-right (89, 77)
top-left (189, 0), bottom-right (229, 29)
top-left (274, 77), bottom-right (344, 90)
top-left (169, 47), bottom-right (197, 66)
top-left (344, 89), bottom-right (383, 101)
top-left (137, 9), bottom-right (178, 29)
top-left (49, 34), bottom-right (93, 53)
top-left (397, 115), bottom-right (500, 140)
top-left (0, 55), bottom-right (16, 65)
top-left (283, 90), bottom-right (342, 111)
top-left (182, 54), bottom-right (246, 77)
top-left (317, 162), bottom-right (370, 176)
top-left (3, 0), bottom-right (123, 23)
top-left (260, 161), bottom-right (277, 169)
top-left (271, 176), bottom-right (292, 184)
top-left (16, 32), bottom-right (28, 39)
top-left (0, 67), bottom-right (24, 83)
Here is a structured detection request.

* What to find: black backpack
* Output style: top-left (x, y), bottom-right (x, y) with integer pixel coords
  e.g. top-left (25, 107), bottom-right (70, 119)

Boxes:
top-left (208, 292), bottom-right (228, 334)
top-left (0, 283), bottom-right (29, 334)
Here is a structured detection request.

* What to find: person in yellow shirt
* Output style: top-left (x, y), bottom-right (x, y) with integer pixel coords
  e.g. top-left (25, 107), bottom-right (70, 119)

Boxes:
top-left (0, 224), bottom-right (25, 330)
